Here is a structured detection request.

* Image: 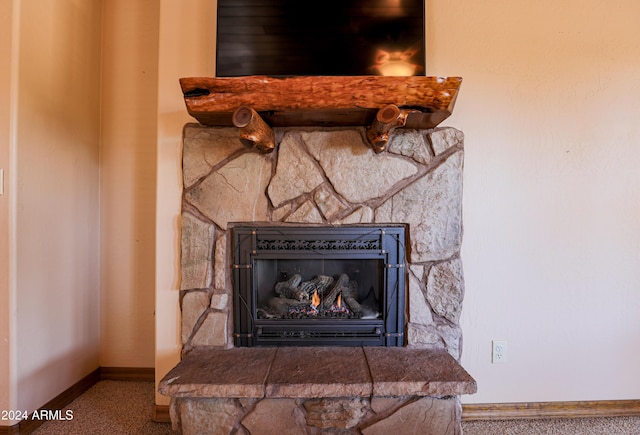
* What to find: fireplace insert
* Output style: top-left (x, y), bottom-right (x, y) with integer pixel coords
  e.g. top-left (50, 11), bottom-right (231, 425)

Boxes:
top-left (231, 225), bottom-right (406, 347)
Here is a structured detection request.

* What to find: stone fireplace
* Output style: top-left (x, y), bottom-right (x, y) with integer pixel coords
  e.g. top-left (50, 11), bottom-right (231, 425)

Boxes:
top-left (179, 124), bottom-right (466, 355)
top-left (159, 76), bottom-right (476, 434)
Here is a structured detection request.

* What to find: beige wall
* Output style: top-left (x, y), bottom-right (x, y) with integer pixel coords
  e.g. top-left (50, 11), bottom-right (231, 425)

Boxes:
top-left (100, 0), bottom-right (159, 368)
top-left (154, 0), bottom-right (640, 405)
top-left (1, 0), bottom-right (161, 421)
top-left (427, 1), bottom-right (640, 402)
top-left (0, 0), bottom-right (16, 420)
top-left (155, 0), bottom-right (217, 406)
top-left (9, 0), bottom-right (102, 415)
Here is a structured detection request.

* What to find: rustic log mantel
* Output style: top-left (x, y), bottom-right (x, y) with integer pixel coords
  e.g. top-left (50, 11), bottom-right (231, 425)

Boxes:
top-left (179, 76), bottom-right (462, 152)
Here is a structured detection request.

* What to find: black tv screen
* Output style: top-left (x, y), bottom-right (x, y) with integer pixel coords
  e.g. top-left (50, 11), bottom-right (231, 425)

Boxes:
top-left (216, 0), bottom-right (425, 77)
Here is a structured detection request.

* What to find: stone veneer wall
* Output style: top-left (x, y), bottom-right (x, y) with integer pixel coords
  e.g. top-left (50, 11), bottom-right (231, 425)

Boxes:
top-left (180, 124), bottom-right (465, 359)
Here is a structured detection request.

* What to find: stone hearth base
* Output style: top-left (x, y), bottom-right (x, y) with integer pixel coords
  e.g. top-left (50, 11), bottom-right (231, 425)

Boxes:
top-left (159, 347), bottom-right (476, 434)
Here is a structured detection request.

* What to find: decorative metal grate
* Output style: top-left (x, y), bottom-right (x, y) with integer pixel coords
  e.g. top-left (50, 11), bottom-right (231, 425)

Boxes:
top-left (256, 239), bottom-right (380, 251)
top-left (232, 225), bottom-right (406, 347)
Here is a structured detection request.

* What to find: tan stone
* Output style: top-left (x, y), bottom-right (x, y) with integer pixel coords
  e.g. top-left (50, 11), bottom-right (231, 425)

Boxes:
top-left (336, 206), bottom-right (374, 224)
top-left (267, 133), bottom-right (324, 208)
top-left (181, 290), bottom-right (210, 344)
top-left (428, 127), bottom-right (464, 155)
top-left (182, 125), bottom-right (245, 188)
top-left (180, 212), bottom-right (214, 290)
top-left (271, 203), bottom-right (292, 221)
top-left (190, 310), bottom-right (228, 347)
top-left (213, 233), bottom-right (226, 290)
top-left (369, 396), bottom-right (406, 415)
top-left (375, 151), bottom-right (463, 262)
top-left (438, 323), bottom-right (463, 360)
top-left (186, 152), bottom-right (271, 229)
top-left (242, 399), bottom-right (302, 435)
top-left (409, 267), bottom-right (434, 326)
top-left (426, 259), bottom-right (464, 323)
top-left (303, 398), bottom-right (368, 429)
top-left (406, 323), bottom-right (441, 348)
top-left (362, 396), bottom-right (459, 435)
top-left (176, 398), bottom-right (242, 435)
top-left (209, 293), bottom-right (228, 310)
top-left (302, 129), bottom-right (418, 203)
top-left (387, 129), bottom-right (432, 164)
top-left (169, 398), bottom-right (180, 432)
top-left (284, 200), bottom-right (323, 223)
top-left (314, 184), bottom-right (346, 220)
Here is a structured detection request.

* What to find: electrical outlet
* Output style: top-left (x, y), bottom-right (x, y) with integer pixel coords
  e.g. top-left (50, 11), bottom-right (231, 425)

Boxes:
top-left (492, 340), bottom-right (507, 363)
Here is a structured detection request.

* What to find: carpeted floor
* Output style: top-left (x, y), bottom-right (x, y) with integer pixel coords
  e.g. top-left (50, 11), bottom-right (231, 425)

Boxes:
top-left (30, 380), bottom-right (640, 434)
top-left (462, 417), bottom-right (640, 434)
top-left (31, 381), bottom-right (172, 435)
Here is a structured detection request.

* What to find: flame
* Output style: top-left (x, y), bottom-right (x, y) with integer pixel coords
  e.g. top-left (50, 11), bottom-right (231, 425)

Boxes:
top-left (311, 290), bottom-right (320, 308)
top-left (337, 294), bottom-right (342, 308)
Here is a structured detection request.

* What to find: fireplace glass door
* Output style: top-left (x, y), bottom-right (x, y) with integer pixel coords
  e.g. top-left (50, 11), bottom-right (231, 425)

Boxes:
top-left (232, 225), bottom-right (406, 347)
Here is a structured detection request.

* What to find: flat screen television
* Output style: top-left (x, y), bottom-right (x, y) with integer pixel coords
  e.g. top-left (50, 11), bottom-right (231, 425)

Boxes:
top-left (216, 0), bottom-right (425, 77)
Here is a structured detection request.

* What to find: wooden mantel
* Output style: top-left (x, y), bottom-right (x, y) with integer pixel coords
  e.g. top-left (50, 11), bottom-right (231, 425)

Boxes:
top-left (179, 75), bottom-right (462, 153)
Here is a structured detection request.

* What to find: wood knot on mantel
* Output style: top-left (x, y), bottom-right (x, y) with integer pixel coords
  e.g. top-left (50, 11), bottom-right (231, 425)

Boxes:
top-left (180, 76), bottom-right (462, 153)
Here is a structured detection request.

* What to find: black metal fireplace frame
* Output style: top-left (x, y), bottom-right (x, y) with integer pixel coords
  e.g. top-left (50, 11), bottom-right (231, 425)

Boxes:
top-left (231, 224), bottom-right (406, 347)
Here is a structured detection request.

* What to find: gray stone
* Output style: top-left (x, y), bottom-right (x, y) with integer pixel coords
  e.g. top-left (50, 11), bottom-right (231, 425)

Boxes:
top-left (242, 399), bottom-right (302, 435)
top-left (185, 152), bottom-right (271, 229)
top-left (176, 398), bottom-right (242, 435)
top-left (302, 129), bottom-right (418, 203)
top-left (181, 290), bottom-right (210, 344)
top-left (180, 213), bottom-right (214, 290)
top-left (362, 397), bottom-right (459, 435)
top-left (284, 200), bottom-right (323, 223)
top-left (426, 259), bottom-right (464, 323)
top-left (267, 133), bottom-right (324, 208)
top-left (183, 125), bottom-right (245, 188)
top-left (387, 129), bottom-right (432, 164)
top-left (375, 151), bottom-right (463, 262)
top-left (190, 310), bottom-right (228, 347)
top-left (428, 127), bottom-right (464, 155)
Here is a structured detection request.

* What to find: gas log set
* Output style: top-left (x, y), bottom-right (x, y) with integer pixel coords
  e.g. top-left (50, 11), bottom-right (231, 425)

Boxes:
top-left (259, 272), bottom-right (380, 320)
